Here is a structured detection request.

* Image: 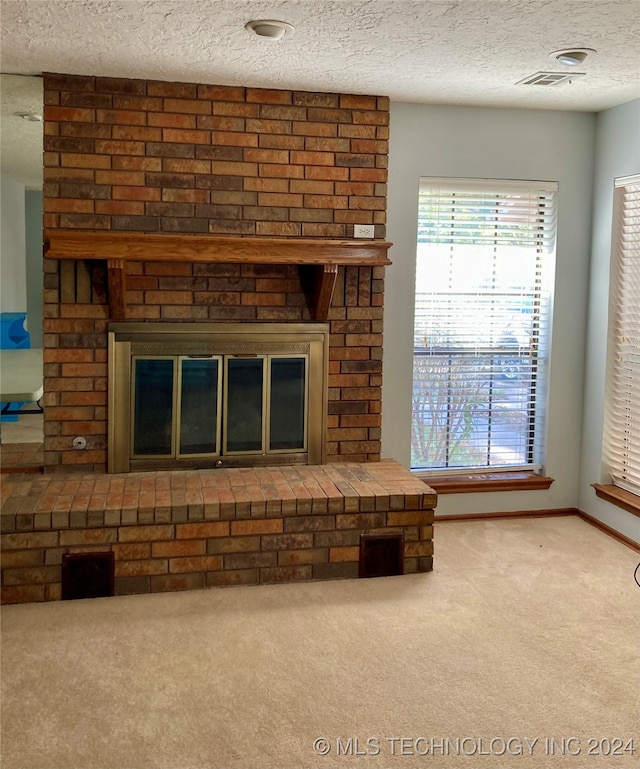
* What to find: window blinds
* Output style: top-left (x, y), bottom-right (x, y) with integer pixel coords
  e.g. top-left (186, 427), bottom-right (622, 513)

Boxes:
top-left (606, 175), bottom-right (640, 494)
top-left (412, 178), bottom-right (558, 472)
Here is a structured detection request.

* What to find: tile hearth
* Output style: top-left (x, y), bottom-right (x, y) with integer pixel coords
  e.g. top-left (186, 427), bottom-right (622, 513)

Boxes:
top-left (1, 459), bottom-right (435, 604)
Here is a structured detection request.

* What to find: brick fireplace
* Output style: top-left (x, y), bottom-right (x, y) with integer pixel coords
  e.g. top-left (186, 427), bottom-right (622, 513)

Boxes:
top-left (0, 74), bottom-right (436, 605)
top-left (42, 73), bottom-right (391, 472)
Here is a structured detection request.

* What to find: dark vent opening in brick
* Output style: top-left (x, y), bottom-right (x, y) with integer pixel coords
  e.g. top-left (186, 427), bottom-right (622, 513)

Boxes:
top-left (61, 552), bottom-right (115, 600)
top-left (359, 533), bottom-right (404, 578)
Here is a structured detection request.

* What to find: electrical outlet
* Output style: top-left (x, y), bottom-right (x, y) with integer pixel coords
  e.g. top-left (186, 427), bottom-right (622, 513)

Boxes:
top-left (354, 224), bottom-right (375, 239)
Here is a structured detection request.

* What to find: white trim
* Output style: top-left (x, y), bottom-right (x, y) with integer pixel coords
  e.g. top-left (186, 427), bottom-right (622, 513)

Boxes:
top-left (614, 173), bottom-right (640, 188)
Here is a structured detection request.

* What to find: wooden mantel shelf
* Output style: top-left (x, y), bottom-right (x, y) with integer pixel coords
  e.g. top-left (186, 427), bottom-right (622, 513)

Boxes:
top-left (44, 230), bottom-right (392, 322)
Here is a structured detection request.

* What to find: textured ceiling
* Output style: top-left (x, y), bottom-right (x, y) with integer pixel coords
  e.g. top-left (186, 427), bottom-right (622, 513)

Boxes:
top-left (1, 0), bottom-right (639, 188)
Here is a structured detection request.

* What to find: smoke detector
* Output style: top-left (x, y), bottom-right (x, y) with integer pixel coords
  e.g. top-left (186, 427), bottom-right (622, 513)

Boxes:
top-left (15, 111), bottom-right (43, 122)
top-left (550, 48), bottom-right (596, 66)
top-left (245, 20), bottom-right (294, 39)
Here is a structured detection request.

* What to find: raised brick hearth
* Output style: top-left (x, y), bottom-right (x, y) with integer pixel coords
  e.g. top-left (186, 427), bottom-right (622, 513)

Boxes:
top-left (1, 460), bottom-right (435, 604)
top-left (0, 75), bottom-right (439, 606)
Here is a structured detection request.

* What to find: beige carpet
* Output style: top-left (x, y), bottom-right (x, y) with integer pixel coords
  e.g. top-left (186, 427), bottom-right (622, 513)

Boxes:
top-left (1, 516), bottom-right (639, 769)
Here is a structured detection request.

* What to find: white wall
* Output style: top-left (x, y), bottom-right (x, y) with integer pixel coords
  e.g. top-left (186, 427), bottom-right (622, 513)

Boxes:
top-left (0, 174), bottom-right (27, 315)
top-left (579, 99), bottom-right (640, 543)
top-left (383, 103), bottom-right (596, 516)
top-left (25, 190), bottom-right (43, 348)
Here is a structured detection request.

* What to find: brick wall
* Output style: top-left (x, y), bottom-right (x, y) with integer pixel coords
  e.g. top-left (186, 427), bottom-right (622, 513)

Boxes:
top-left (42, 74), bottom-right (389, 471)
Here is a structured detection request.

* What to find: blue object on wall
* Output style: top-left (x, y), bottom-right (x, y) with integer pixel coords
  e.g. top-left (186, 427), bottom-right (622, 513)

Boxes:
top-left (1, 312), bottom-right (30, 422)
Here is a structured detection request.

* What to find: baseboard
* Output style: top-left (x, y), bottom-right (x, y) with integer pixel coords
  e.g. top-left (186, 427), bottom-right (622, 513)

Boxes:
top-left (434, 507), bottom-right (640, 553)
top-left (435, 508), bottom-right (578, 522)
top-left (576, 509), bottom-right (640, 553)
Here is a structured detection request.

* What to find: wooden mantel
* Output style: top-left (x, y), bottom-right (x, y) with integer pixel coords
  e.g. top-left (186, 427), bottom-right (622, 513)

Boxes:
top-left (44, 230), bottom-right (392, 322)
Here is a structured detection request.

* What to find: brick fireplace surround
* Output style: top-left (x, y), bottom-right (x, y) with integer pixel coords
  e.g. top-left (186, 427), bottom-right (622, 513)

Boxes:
top-left (0, 74), bottom-right (436, 603)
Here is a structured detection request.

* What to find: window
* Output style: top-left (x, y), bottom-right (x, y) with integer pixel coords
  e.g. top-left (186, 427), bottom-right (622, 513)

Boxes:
top-left (412, 178), bottom-right (557, 473)
top-left (604, 174), bottom-right (640, 495)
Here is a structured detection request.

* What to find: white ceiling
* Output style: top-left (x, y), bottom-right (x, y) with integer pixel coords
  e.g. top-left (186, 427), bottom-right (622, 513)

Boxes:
top-left (1, 0), bottom-right (639, 188)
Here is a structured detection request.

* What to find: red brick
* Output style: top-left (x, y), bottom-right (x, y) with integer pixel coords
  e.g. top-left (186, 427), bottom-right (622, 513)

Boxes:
top-left (59, 528), bottom-right (116, 546)
top-left (111, 155), bottom-right (162, 170)
top-left (114, 186), bottom-right (164, 202)
top-left (339, 94), bottom-right (378, 110)
top-left (213, 102), bottom-right (259, 118)
top-left (152, 540), bottom-right (206, 557)
top-left (1, 532), bottom-right (58, 550)
top-left (112, 125), bottom-right (162, 142)
top-left (244, 148), bottom-right (289, 163)
top-left (115, 560), bottom-right (168, 577)
top-left (305, 137), bottom-right (350, 153)
top-left (212, 131), bottom-right (258, 147)
top-left (329, 546), bottom-right (360, 562)
top-left (1, 586), bottom-right (45, 604)
top-left (290, 150), bottom-right (335, 166)
top-left (246, 119), bottom-right (291, 135)
top-left (197, 115), bottom-right (245, 131)
top-left (353, 110), bottom-right (389, 125)
top-left (163, 98), bottom-right (211, 115)
top-left (44, 199), bottom-right (94, 214)
top-left (198, 84), bottom-right (245, 101)
top-left (211, 161), bottom-right (258, 176)
top-left (247, 88), bottom-right (292, 105)
top-left (118, 525), bottom-right (175, 542)
top-left (302, 223), bottom-right (346, 237)
top-left (150, 573), bottom-right (206, 592)
top-left (95, 200), bottom-right (145, 215)
top-left (306, 166), bottom-right (349, 181)
top-left (387, 511), bottom-right (434, 527)
top-left (259, 105), bottom-right (307, 121)
top-left (256, 222), bottom-right (301, 236)
top-left (257, 139), bottom-right (305, 155)
top-left (169, 555), bottom-right (222, 573)
top-left (61, 153), bottom-right (111, 169)
top-left (350, 168), bottom-right (388, 182)
top-left (304, 194), bottom-right (348, 209)
top-left (292, 121), bottom-right (337, 137)
top-left (147, 112), bottom-right (197, 128)
top-left (96, 109), bottom-right (146, 125)
top-left (230, 519), bottom-right (283, 536)
top-left (95, 139), bottom-right (145, 155)
top-left (44, 106), bottom-right (95, 122)
top-left (349, 196), bottom-right (386, 210)
top-left (3, 566), bottom-right (59, 586)
top-left (95, 170), bottom-right (144, 185)
top-left (159, 159), bottom-right (210, 175)
top-left (162, 128), bottom-right (210, 145)
top-left (258, 164), bottom-right (303, 179)
top-left (175, 522), bottom-right (229, 539)
top-left (112, 543), bottom-right (150, 559)
top-left (113, 96), bottom-right (163, 111)
top-left (257, 192), bottom-right (302, 207)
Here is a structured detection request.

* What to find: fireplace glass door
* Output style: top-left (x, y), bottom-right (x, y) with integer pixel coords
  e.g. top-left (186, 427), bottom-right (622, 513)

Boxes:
top-left (131, 354), bottom-right (307, 461)
top-left (109, 322), bottom-right (328, 472)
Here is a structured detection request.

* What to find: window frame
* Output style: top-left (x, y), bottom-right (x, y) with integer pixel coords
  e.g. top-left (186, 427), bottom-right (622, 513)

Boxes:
top-left (600, 173), bottom-right (640, 509)
top-left (411, 177), bottom-right (558, 483)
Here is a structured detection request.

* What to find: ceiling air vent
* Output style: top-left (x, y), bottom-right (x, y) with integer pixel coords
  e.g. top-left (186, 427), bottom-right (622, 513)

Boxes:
top-left (517, 71), bottom-right (586, 87)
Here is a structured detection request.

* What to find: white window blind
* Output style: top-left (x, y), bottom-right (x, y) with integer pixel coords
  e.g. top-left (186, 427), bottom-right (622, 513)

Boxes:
top-left (605, 175), bottom-right (640, 494)
top-left (412, 178), bottom-right (557, 472)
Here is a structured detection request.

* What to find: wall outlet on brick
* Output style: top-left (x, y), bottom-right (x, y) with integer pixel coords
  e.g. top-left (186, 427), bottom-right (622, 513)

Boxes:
top-left (354, 224), bottom-right (375, 239)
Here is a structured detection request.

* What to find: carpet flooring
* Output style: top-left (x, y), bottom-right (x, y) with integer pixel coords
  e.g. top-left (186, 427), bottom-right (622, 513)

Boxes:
top-left (1, 515), bottom-right (639, 769)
